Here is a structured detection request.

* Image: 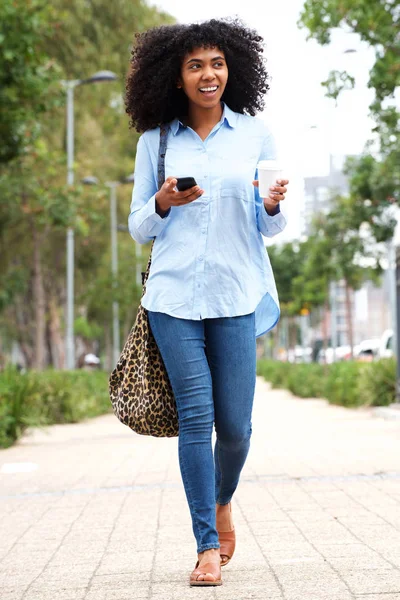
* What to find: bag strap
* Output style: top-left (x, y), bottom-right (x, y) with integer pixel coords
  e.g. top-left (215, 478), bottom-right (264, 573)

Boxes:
top-left (141, 124), bottom-right (169, 287)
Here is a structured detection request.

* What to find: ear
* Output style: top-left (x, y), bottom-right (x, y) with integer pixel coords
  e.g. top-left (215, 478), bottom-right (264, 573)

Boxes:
top-left (177, 78), bottom-right (182, 89)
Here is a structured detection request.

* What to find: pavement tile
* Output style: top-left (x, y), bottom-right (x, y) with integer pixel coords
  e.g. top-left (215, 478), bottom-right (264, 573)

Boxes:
top-left (354, 596), bottom-right (400, 600)
top-left (341, 568), bottom-right (400, 594)
top-left (1, 378), bottom-right (400, 599)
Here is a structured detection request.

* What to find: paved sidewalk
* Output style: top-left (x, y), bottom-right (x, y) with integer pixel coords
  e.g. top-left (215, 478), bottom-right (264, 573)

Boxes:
top-left (1, 377), bottom-right (400, 600)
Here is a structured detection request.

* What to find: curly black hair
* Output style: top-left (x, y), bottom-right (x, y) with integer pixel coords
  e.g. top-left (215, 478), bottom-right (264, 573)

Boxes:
top-left (125, 18), bottom-right (270, 132)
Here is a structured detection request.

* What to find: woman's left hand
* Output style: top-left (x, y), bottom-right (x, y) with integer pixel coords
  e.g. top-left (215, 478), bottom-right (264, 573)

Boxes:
top-left (253, 179), bottom-right (289, 214)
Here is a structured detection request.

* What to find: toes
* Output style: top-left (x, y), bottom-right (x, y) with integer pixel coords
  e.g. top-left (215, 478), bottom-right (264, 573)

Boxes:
top-left (195, 570), bottom-right (217, 582)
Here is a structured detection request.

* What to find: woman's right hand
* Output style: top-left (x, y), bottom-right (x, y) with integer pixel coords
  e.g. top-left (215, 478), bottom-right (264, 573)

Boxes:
top-left (155, 177), bottom-right (204, 216)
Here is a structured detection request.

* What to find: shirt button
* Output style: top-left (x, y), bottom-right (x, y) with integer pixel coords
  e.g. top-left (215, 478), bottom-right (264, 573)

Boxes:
top-left (204, 174), bottom-right (208, 178)
top-left (199, 256), bottom-right (204, 261)
top-left (202, 229), bottom-right (206, 234)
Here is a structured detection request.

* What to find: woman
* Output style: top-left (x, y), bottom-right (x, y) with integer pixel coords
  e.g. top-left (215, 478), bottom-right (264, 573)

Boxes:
top-left (126, 18), bottom-right (289, 586)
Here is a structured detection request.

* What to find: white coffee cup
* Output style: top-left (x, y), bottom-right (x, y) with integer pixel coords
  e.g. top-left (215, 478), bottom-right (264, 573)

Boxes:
top-left (257, 160), bottom-right (283, 199)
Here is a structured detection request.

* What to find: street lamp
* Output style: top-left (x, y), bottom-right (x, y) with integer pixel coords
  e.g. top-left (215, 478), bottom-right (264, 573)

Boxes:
top-left (82, 174), bottom-right (135, 367)
top-left (62, 70), bottom-right (118, 370)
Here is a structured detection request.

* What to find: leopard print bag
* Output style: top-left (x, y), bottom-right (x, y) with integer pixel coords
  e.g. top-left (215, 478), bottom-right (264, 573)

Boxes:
top-left (108, 125), bottom-right (179, 437)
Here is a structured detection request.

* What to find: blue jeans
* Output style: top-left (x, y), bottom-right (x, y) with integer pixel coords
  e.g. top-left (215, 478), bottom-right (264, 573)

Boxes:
top-left (147, 310), bottom-right (257, 553)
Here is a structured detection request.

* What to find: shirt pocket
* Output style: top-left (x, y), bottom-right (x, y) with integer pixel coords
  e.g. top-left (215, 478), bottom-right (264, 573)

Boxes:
top-left (219, 187), bottom-right (253, 204)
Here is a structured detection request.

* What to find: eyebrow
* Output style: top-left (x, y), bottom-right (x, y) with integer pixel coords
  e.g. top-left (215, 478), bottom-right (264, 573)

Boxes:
top-left (186, 56), bottom-right (225, 64)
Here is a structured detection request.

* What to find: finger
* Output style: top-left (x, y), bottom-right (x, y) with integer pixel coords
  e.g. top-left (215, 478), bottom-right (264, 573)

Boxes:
top-left (173, 189), bottom-right (204, 204)
top-left (166, 178), bottom-right (177, 191)
top-left (277, 179), bottom-right (289, 185)
top-left (178, 187), bottom-right (203, 201)
top-left (269, 193), bottom-right (284, 202)
top-left (252, 180), bottom-right (259, 187)
top-left (174, 185), bottom-right (201, 199)
top-left (270, 186), bottom-right (287, 194)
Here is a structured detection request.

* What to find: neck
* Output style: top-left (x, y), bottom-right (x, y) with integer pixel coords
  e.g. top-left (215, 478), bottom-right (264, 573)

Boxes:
top-left (186, 102), bottom-right (223, 131)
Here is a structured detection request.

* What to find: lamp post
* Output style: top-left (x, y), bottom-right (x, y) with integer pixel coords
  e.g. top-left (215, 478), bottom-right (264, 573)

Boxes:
top-left (82, 173), bottom-right (134, 366)
top-left (62, 70), bottom-right (118, 370)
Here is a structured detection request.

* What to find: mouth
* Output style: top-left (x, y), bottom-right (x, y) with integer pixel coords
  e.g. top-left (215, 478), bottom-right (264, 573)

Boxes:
top-left (199, 85), bottom-right (219, 97)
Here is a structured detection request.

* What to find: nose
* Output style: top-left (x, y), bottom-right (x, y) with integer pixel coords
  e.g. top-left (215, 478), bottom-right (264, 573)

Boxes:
top-left (202, 65), bottom-right (216, 81)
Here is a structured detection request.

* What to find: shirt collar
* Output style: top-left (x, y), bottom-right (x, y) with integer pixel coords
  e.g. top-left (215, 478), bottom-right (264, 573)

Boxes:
top-left (170, 102), bottom-right (238, 136)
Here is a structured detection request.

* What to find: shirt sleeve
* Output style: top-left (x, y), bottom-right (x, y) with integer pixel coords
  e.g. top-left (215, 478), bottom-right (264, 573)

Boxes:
top-left (254, 127), bottom-right (287, 238)
top-left (128, 134), bottom-right (171, 245)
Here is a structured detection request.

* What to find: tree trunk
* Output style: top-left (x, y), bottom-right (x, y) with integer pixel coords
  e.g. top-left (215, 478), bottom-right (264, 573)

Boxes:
top-left (14, 299), bottom-right (34, 368)
top-left (104, 323), bottom-right (112, 372)
top-left (322, 300), bottom-right (329, 374)
top-left (273, 322), bottom-right (280, 360)
top-left (345, 280), bottom-right (354, 359)
top-left (48, 292), bottom-right (65, 369)
top-left (32, 223), bottom-right (46, 370)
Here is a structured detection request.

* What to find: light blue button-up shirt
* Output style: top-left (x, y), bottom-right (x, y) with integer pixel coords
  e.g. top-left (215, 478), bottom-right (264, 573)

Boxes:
top-left (128, 103), bottom-right (287, 337)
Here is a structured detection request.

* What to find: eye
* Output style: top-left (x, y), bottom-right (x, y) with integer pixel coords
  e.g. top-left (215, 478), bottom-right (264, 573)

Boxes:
top-left (214, 62), bottom-right (224, 67)
top-left (189, 64), bottom-right (201, 70)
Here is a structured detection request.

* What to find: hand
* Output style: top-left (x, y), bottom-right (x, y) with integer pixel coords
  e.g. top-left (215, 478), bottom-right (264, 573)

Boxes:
top-left (155, 177), bottom-right (204, 216)
top-left (253, 178), bottom-right (289, 215)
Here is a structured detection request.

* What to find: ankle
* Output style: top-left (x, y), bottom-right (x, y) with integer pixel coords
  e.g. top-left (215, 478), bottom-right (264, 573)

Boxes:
top-left (216, 501), bottom-right (231, 511)
top-left (198, 548), bottom-right (220, 561)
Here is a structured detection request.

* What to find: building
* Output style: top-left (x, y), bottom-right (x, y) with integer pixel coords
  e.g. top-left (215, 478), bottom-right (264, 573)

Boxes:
top-left (303, 154), bottom-right (391, 349)
top-left (302, 154), bottom-right (350, 237)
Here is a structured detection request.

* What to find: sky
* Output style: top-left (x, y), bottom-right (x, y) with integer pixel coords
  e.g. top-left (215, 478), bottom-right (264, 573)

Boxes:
top-left (151, 0), bottom-right (376, 241)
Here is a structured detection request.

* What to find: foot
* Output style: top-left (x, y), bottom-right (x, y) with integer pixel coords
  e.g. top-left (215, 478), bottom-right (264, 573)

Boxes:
top-left (216, 502), bottom-right (235, 566)
top-left (192, 548), bottom-right (221, 583)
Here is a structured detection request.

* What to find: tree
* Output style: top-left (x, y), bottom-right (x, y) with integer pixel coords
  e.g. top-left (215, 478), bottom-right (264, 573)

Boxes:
top-left (0, 1), bottom-right (62, 163)
top-left (298, 0), bottom-right (399, 209)
top-left (0, 0), bottom-right (174, 369)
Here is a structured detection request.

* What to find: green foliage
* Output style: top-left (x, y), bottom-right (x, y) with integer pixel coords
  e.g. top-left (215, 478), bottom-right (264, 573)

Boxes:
top-left (298, 0), bottom-right (399, 206)
top-left (268, 188), bottom-right (381, 323)
top-left (257, 360), bottom-right (325, 398)
top-left (0, 0), bottom-right (63, 162)
top-left (257, 359), bottom-right (291, 389)
top-left (357, 358), bottom-right (396, 407)
top-left (286, 363), bottom-right (326, 398)
top-left (324, 361), bottom-right (366, 407)
top-left (322, 70), bottom-right (355, 103)
top-left (0, 0), bottom-right (173, 367)
top-left (257, 358), bottom-right (395, 408)
top-left (74, 316), bottom-right (103, 340)
top-left (0, 368), bottom-right (110, 448)
top-left (267, 242), bottom-right (308, 315)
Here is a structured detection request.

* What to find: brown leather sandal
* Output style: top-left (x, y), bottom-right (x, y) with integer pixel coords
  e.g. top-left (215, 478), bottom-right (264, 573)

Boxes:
top-left (217, 502), bottom-right (236, 567)
top-left (190, 560), bottom-right (222, 586)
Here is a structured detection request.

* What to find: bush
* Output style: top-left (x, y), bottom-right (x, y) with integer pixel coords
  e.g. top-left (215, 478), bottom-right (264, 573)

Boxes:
top-left (257, 360), bottom-right (325, 398)
top-left (324, 361), bottom-right (366, 407)
top-left (257, 358), bottom-right (396, 409)
top-left (357, 358), bottom-right (396, 407)
top-left (286, 363), bottom-right (325, 398)
top-left (0, 368), bottom-right (110, 448)
top-left (257, 359), bottom-right (290, 388)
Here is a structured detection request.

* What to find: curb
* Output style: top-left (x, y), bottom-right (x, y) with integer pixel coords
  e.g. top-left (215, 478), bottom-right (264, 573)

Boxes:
top-left (373, 404), bottom-right (400, 420)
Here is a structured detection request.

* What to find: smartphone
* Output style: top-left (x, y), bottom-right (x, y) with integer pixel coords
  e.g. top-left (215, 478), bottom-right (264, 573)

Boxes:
top-left (176, 177), bottom-right (197, 192)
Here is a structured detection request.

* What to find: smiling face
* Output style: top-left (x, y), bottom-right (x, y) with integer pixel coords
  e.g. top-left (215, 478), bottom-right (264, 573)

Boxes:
top-left (178, 46), bottom-right (228, 110)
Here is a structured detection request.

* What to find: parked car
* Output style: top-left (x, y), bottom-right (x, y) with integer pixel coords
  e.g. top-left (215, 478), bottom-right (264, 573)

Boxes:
top-left (353, 338), bottom-right (381, 362)
top-left (379, 329), bottom-right (393, 359)
top-left (318, 345), bottom-right (352, 364)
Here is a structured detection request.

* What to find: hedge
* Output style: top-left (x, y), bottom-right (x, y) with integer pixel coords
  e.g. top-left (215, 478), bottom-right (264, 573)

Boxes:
top-left (0, 368), bottom-right (111, 448)
top-left (257, 358), bottom-right (396, 408)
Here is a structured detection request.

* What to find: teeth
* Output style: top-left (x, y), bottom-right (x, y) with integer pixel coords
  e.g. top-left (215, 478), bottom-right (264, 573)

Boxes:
top-left (200, 86), bottom-right (218, 92)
